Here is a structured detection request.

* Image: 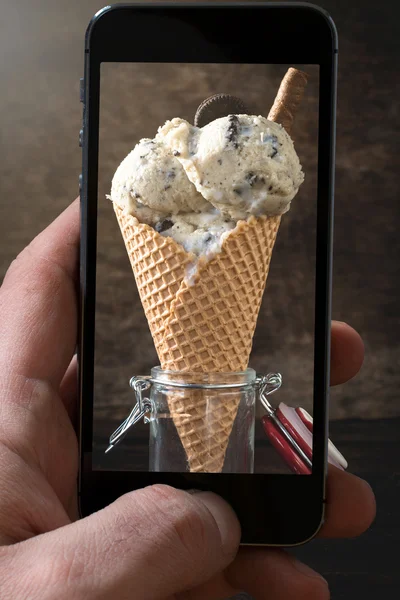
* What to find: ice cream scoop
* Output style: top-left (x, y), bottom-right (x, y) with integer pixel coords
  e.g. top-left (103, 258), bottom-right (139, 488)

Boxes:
top-left (109, 136), bottom-right (210, 226)
top-left (109, 136), bottom-right (236, 256)
top-left (157, 114), bottom-right (304, 220)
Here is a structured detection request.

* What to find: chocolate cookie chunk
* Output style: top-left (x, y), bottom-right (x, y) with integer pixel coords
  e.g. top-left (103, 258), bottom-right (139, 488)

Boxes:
top-left (226, 115), bottom-right (240, 148)
top-left (155, 219), bottom-right (174, 233)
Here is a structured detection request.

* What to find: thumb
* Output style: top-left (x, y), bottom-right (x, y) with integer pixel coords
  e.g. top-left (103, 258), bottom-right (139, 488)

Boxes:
top-left (1, 485), bottom-right (240, 600)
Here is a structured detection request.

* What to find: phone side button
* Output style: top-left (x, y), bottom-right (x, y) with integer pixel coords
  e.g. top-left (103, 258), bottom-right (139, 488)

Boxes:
top-left (79, 129), bottom-right (83, 147)
top-left (79, 174), bottom-right (83, 195)
top-left (80, 78), bottom-right (84, 103)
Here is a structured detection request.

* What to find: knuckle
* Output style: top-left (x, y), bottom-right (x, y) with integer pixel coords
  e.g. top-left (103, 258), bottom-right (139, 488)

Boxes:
top-left (1, 374), bottom-right (55, 439)
top-left (143, 485), bottom-right (216, 564)
top-left (94, 507), bottom-right (139, 563)
top-left (3, 252), bottom-right (24, 279)
top-left (3, 243), bottom-right (64, 300)
top-left (3, 247), bottom-right (34, 285)
top-left (42, 545), bottom-right (90, 598)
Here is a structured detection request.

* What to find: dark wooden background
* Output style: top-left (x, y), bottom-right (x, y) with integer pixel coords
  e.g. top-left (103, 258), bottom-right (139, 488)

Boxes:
top-left (0, 1), bottom-right (399, 598)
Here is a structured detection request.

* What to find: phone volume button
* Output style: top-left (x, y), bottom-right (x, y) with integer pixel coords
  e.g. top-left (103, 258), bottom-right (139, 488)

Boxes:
top-left (79, 129), bottom-right (83, 147)
top-left (80, 78), bottom-right (84, 103)
top-left (79, 174), bottom-right (83, 195)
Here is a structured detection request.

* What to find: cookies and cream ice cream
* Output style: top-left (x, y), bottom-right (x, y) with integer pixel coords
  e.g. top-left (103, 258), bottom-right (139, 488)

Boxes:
top-left (110, 113), bottom-right (304, 256)
top-left (109, 137), bottom-right (209, 224)
top-left (158, 115), bottom-right (304, 219)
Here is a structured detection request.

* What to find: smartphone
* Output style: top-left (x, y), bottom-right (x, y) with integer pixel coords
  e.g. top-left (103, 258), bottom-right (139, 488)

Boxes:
top-left (79, 2), bottom-right (337, 546)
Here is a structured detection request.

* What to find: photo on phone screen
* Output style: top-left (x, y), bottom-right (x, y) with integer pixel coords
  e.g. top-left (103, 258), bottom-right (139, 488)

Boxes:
top-left (89, 61), bottom-right (327, 476)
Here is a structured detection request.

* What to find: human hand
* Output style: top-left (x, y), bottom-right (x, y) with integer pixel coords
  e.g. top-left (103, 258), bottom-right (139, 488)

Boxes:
top-left (0, 199), bottom-right (375, 599)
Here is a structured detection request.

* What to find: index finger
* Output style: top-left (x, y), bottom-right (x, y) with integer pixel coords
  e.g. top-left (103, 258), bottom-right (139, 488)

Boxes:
top-left (0, 199), bottom-right (79, 389)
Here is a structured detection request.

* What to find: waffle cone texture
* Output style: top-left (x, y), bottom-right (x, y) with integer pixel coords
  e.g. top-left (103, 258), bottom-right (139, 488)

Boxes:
top-left (113, 67), bottom-right (307, 472)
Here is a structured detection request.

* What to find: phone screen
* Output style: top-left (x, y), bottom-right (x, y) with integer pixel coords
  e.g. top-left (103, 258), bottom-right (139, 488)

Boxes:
top-left (92, 61), bottom-right (320, 476)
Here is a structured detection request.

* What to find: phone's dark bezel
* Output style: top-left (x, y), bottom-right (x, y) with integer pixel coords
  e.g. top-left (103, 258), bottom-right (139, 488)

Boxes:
top-left (79, 2), bottom-right (337, 546)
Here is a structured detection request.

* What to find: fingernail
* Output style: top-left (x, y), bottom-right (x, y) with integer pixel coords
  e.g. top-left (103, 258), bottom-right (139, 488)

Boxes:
top-left (194, 491), bottom-right (240, 556)
top-left (292, 558), bottom-right (328, 584)
top-left (328, 438), bottom-right (348, 470)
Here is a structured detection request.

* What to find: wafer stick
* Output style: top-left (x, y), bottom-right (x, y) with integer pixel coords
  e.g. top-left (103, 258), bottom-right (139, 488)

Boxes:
top-left (268, 67), bottom-right (308, 133)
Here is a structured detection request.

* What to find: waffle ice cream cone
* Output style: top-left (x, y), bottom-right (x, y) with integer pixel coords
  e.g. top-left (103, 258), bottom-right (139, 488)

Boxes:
top-left (113, 205), bottom-right (195, 352)
top-left (113, 67), bottom-right (307, 472)
top-left (114, 209), bottom-right (280, 472)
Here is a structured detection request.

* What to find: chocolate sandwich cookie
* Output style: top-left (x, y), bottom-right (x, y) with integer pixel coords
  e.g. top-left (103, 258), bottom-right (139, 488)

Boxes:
top-left (194, 93), bottom-right (249, 127)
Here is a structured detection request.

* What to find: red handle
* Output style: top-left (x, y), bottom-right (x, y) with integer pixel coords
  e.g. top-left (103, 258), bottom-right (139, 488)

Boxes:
top-left (262, 403), bottom-right (347, 474)
top-left (262, 415), bottom-right (311, 474)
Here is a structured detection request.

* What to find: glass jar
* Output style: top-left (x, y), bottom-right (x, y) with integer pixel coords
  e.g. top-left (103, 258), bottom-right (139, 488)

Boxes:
top-left (106, 368), bottom-right (283, 474)
top-left (148, 367), bottom-right (257, 473)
